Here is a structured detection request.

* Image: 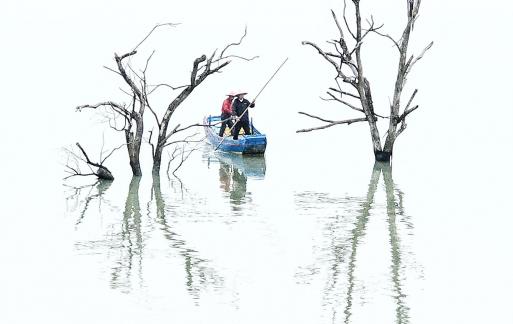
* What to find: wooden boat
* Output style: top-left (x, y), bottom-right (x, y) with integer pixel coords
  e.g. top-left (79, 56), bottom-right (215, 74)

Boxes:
top-left (203, 115), bottom-right (267, 154)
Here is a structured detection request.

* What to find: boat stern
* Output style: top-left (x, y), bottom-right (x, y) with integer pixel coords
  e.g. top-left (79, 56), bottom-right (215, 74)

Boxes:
top-left (241, 135), bottom-right (267, 154)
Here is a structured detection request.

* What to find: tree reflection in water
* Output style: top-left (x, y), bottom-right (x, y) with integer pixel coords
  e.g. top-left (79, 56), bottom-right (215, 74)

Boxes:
top-left (68, 175), bottom-right (222, 300)
top-left (110, 176), bottom-right (144, 293)
top-left (382, 164), bottom-right (411, 324)
top-left (65, 180), bottom-right (113, 227)
top-left (295, 162), bottom-right (415, 324)
top-left (150, 174), bottom-right (223, 301)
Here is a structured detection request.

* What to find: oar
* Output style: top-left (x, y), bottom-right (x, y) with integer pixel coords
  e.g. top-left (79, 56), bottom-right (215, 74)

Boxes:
top-left (215, 57), bottom-right (288, 151)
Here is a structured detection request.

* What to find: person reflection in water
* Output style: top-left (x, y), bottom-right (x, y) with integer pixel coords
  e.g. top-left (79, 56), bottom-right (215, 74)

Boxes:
top-left (230, 167), bottom-right (247, 203)
top-left (218, 162), bottom-right (231, 192)
top-left (218, 161), bottom-right (247, 204)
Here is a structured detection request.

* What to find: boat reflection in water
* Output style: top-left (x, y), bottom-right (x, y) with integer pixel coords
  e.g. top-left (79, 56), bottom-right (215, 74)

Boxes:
top-left (214, 152), bottom-right (266, 207)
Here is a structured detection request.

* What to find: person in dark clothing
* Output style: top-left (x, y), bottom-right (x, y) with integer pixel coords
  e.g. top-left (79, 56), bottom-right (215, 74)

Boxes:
top-left (231, 92), bottom-right (255, 140)
top-left (218, 92), bottom-right (235, 137)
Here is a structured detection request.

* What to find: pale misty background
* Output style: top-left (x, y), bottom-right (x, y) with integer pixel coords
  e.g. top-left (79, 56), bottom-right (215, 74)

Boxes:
top-left (1, 0), bottom-right (512, 323)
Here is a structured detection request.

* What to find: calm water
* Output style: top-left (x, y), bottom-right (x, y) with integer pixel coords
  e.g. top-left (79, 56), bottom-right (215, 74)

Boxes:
top-left (1, 138), bottom-right (512, 324)
top-left (57, 146), bottom-right (424, 323)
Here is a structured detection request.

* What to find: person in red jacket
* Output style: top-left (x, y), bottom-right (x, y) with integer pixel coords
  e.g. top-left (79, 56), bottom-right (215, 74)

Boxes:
top-left (219, 92), bottom-right (236, 137)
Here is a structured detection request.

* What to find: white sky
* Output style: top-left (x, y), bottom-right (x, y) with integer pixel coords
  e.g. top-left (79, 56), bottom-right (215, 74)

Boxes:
top-left (1, 0), bottom-right (511, 164)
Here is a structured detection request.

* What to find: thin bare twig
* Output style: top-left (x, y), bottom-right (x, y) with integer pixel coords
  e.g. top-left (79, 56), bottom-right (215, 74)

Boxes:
top-left (147, 83), bottom-right (188, 95)
top-left (326, 91), bottom-right (364, 113)
top-left (103, 65), bottom-right (122, 76)
top-left (100, 142), bottom-right (127, 165)
top-left (370, 30), bottom-right (401, 51)
top-left (132, 22), bottom-right (180, 52)
top-left (220, 26), bottom-right (247, 58)
top-left (343, 0), bottom-right (357, 40)
top-left (173, 144), bottom-right (202, 176)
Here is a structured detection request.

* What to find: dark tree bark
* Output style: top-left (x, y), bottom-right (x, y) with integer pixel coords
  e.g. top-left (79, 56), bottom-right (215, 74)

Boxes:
top-left (298, 0), bottom-right (432, 163)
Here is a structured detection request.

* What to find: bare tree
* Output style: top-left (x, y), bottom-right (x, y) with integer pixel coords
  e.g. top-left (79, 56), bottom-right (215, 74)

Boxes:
top-left (77, 24), bottom-right (256, 176)
top-left (298, 0), bottom-right (432, 162)
top-left (75, 23), bottom-right (174, 177)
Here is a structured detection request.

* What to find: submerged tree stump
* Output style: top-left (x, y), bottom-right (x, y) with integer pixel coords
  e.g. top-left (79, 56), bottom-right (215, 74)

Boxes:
top-left (97, 167), bottom-right (114, 181)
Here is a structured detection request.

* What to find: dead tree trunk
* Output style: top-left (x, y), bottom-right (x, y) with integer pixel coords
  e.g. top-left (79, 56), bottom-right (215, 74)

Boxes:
top-left (114, 50), bottom-right (146, 176)
top-left (298, 0), bottom-right (432, 163)
top-left (124, 110), bottom-right (144, 177)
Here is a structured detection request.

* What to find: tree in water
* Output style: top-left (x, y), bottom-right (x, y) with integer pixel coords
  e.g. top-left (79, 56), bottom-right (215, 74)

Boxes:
top-left (77, 24), bottom-right (256, 176)
top-left (298, 0), bottom-right (433, 162)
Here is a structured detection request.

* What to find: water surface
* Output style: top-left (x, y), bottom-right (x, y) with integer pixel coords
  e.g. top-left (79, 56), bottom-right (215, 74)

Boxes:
top-left (62, 147), bottom-right (426, 324)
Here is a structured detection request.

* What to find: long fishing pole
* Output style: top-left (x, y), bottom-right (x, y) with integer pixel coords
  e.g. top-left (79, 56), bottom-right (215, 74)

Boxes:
top-left (214, 57), bottom-right (288, 151)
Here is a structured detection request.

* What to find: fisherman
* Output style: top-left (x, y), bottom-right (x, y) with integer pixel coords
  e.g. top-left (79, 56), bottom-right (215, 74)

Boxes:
top-left (231, 92), bottom-right (255, 140)
top-left (218, 92), bottom-right (236, 137)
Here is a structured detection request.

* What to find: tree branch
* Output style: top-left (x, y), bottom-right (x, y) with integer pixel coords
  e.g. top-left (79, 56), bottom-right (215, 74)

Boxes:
top-left (325, 91), bottom-right (364, 113)
top-left (147, 83), bottom-right (188, 95)
top-left (369, 30), bottom-right (401, 52)
top-left (406, 41), bottom-right (434, 74)
top-left (220, 26), bottom-right (248, 58)
top-left (103, 65), bottom-right (122, 76)
top-left (343, 0), bottom-right (357, 40)
top-left (191, 55), bottom-right (207, 86)
top-left (403, 89), bottom-right (418, 113)
top-left (298, 111), bottom-right (334, 123)
top-left (331, 9), bottom-right (345, 39)
top-left (132, 22), bottom-right (180, 52)
top-left (173, 145), bottom-right (201, 176)
top-left (100, 142), bottom-right (127, 165)
top-left (114, 51), bottom-right (143, 102)
top-left (302, 41), bottom-right (340, 73)
top-left (398, 104), bottom-right (419, 123)
top-left (164, 134), bottom-right (205, 148)
top-left (297, 117), bottom-right (368, 133)
top-left (329, 87), bottom-right (360, 99)
top-left (76, 101), bottom-right (129, 116)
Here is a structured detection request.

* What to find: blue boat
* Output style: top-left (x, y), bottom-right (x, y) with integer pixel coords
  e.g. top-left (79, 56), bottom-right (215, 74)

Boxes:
top-left (203, 115), bottom-right (267, 154)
